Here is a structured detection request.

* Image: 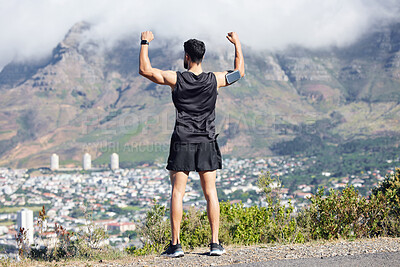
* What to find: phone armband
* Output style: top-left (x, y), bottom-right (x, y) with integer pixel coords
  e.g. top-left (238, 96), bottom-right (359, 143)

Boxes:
top-left (225, 70), bottom-right (241, 84)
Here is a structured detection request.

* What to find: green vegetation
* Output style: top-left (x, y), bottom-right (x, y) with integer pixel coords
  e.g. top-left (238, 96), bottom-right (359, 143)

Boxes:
top-left (0, 220), bottom-right (14, 226)
top-left (16, 156), bottom-right (32, 169)
top-left (0, 206), bottom-right (43, 213)
top-left (121, 205), bottom-right (141, 212)
top-left (34, 91), bottom-right (49, 98)
top-left (127, 169), bottom-right (400, 256)
top-left (99, 109), bottom-right (122, 125)
top-left (5, 169), bottom-right (400, 264)
top-left (302, 186), bottom-right (392, 239)
top-left (56, 89), bottom-right (68, 100)
top-left (0, 110), bottom-right (38, 158)
top-left (59, 159), bottom-right (80, 166)
top-left (126, 200), bottom-right (170, 255)
top-left (372, 168), bottom-right (400, 234)
top-left (15, 206), bottom-right (118, 262)
top-left (121, 230), bottom-right (137, 240)
top-left (75, 128), bottom-right (110, 143)
top-left (93, 141), bottom-right (167, 167)
top-left (0, 130), bottom-right (12, 135)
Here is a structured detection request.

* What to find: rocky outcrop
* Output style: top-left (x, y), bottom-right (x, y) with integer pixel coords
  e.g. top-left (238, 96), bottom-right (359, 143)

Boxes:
top-left (277, 55), bottom-right (332, 83)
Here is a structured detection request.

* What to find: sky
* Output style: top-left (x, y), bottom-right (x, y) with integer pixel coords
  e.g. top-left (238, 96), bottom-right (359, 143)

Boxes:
top-left (0, 0), bottom-right (399, 71)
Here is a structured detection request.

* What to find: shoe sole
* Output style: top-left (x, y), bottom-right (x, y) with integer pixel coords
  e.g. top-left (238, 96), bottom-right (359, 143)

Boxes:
top-left (210, 250), bottom-right (225, 256)
top-left (164, 251), bottom-right (184, 258)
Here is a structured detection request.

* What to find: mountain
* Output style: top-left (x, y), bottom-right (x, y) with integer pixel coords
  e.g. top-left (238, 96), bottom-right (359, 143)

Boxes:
top-left (1, 21), bottom-right (400, 168)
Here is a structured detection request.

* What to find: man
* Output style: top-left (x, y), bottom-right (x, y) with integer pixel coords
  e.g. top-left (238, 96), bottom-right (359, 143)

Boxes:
top-left (139, 31), bottom-right (245, 257)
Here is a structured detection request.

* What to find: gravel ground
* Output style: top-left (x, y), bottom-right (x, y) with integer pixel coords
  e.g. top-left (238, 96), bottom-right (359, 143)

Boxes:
top-left (23, 237), bottom-right (400, 266)
top-left (94, 237), bottom-right (400, 267)
top-left (231, 251), bottom-right (400, 267)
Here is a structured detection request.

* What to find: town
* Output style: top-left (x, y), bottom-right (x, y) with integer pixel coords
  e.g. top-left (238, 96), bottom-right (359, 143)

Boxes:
top-left (0, 153), bottom-right (397, 254)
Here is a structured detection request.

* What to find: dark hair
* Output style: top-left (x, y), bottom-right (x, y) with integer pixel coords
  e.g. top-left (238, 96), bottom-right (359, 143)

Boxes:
top-left (184, 39), bottom-right (206, 63)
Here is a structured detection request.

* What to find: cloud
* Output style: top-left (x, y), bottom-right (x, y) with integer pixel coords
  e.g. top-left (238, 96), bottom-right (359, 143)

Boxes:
top-left (0, 0), bottom-right (399, 70)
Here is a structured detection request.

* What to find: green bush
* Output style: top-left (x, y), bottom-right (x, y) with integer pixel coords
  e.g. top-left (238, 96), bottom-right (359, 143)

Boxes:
top-left (372, 167), bottom-right (400, 235)
top-left (127, 172), bottom-right (305, 256)
top-left (219, 200), bottom-right (304, 245)
top-left (219, 172), bottom-right (304, 245)
top-left (304, 186), bottom-right (391, 239)
top-left (13, 168), bottom-right (400, 262)
top-left (373, 167), bottom-right (400, 215)
top-left (126, 200), bottom-right (170, 256)
top-left (127, 201), bottom-right (211, 254)
top-left (129, 170), bottom-right (400, 256)
top-left (179, 207), bottom-right (210, 249)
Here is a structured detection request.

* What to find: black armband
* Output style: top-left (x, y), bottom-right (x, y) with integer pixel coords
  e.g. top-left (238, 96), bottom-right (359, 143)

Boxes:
top-left (225, 70), bottom-right (241, 84)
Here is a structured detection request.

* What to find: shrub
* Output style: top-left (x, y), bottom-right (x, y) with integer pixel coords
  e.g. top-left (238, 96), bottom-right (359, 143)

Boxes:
top-left (129, 202), bottom-right (223, 253)
top-left (304, 186), bottom-right (391, 239)
top-left (372, 167), bottom-right (400, 235)
top-left (14, 227), bottom-right (29, 258)
top-left (127, 200), bottom-right (170, 255)
top-left (218, 171), bottom-right (304, 245)
top-left (21, 205), bottom-right (110, 262)
top-left (219, 201), bottom-right (301, 245)
top-left (373, 167), bottom-right (400, 215)
top-left (179, 207), bottom-right (210, 249)
top-left (127, 172), bottom-right (305, 257)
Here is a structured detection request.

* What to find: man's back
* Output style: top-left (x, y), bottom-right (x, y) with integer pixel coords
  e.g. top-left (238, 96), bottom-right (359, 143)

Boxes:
top-left (171, 71), bottom-right (218, 143)
top-left (138, 31), bottom-right (244, 257)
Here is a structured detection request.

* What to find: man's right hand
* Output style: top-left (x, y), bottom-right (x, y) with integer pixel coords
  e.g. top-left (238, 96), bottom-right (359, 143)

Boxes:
top-left (141, 31), bottom-right (154, 43)
top-left (215, 31), bottom-right (245, 88)
top-left (226, 32), bottom-right (240, 45)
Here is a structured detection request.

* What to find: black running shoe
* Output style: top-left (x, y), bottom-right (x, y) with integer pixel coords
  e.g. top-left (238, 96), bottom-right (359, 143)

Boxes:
top-left (209, 243), bottom-right (225, 256)
top-left (161, 241), bottom-right (184, 258)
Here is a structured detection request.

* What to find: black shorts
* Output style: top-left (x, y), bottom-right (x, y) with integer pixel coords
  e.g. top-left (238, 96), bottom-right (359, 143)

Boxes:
top-left (166, 140), bottom-right (222, 172)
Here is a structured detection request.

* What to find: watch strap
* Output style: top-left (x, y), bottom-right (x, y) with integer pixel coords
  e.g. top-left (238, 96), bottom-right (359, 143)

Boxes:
top-left (141, 40), bottom-right (149, 45)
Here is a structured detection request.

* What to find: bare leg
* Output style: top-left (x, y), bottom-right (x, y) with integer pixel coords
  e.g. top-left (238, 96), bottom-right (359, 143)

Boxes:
top-left (169, 170), bottom-right (189, 245)
top-left (199, 170), bottom-right (219, 243)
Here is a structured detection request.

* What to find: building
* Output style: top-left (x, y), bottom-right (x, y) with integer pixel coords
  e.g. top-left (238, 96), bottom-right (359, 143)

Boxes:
top-left (50, 153), bottom-right (59, 170)
top-left (107, 222), bottom-right (136, 233)
top-left (17, 208), bottom-right (34, 245)
top-left (83, 153), bottom-right (91, 170)
top-left (111, 153), bottom-right (119, 170)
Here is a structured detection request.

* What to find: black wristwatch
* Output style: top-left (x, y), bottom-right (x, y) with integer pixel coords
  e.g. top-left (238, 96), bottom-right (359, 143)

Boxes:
top-left (141, 40), bottom-right (149, 45)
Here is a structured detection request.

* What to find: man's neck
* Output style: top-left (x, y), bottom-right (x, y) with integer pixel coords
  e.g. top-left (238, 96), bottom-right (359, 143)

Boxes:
top-left (188, 63), bottom-right (203, 75)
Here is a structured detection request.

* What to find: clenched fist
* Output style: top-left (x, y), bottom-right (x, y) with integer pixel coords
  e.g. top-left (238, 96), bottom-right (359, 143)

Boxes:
top-left (226, 32), bottom-right (240, 45)
top-left (141, 31), bottom-right (154, 43)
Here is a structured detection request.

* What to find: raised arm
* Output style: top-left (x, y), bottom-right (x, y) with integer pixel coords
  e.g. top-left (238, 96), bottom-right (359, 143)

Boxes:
top-left (139, 31), bottom-right (177, 89)
top-left (214, 32), bottom-right (245, 89)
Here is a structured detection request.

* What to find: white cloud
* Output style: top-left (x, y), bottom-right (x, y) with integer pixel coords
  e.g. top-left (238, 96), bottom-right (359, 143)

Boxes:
top-left (0, 0), bottom-right (399, 70)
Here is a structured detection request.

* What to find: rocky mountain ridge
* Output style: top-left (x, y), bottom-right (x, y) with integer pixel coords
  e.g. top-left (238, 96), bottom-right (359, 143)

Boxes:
top-left (0, 22), bottom-right (400, 168)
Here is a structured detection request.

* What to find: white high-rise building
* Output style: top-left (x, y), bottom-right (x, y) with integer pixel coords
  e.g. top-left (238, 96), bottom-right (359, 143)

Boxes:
top-left (111, 153), bottom-right (119, 170)
top-left (17, 208), bottom-right (34, 245)
top-left (83, 153), bottom-right (91, 170)
top-left (50, 153), bottom-right (59, 170)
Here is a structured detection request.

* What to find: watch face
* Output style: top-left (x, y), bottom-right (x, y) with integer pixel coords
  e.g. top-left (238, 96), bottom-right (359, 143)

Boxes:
top-left (141, 40), bottom-right (149, 45)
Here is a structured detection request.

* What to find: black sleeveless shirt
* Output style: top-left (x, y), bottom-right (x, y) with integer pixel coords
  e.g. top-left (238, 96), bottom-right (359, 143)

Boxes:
top-left (171, 71), bottom-right (218, 143)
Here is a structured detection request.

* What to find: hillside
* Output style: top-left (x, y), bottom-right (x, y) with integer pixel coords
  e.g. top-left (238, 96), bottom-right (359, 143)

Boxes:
top-left (0, 21), bottom-right (400, 168)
